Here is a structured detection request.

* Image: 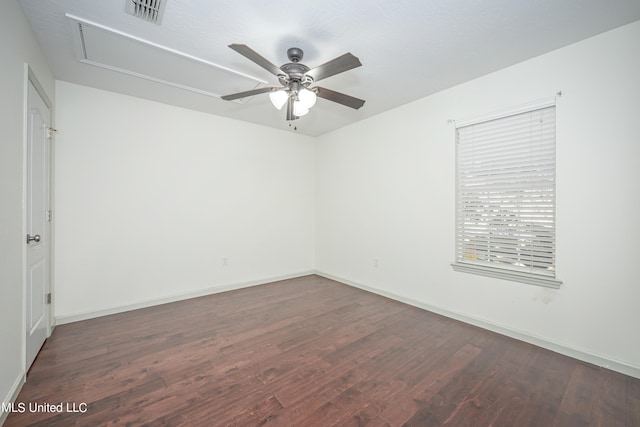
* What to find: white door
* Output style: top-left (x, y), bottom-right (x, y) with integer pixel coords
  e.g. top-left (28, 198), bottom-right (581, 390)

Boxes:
top-left (26, 80), bottom-right (51, 370)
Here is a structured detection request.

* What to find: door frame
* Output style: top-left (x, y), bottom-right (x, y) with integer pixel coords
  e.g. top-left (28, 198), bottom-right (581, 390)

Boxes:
top-left (23, 65), bottom-right (54, 373)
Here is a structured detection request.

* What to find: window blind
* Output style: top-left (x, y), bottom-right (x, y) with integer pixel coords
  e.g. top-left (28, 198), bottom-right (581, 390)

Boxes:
top-left (455, 104), bottom-right (557, 281)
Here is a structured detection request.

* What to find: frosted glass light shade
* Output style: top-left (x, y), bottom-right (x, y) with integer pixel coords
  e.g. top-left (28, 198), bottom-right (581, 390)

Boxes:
top-left (293, 101), bottom-right (309, 117)
top-left (298, 88), bottom-right (317, 109)
top-left (269, 90), bottom-right (288, 110)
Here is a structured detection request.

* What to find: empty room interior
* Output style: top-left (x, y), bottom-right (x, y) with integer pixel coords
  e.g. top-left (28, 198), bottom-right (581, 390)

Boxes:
top-left (2, 0), bottom-right (640, 425)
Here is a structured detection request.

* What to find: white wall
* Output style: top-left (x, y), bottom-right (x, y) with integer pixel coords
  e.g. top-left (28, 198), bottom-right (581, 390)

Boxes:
top-left (54, 81), bottom-right (315, 320)
top-left (0, 0), bottom-right (55, 414)
top-left (316, 20), bottom-right (640, 375)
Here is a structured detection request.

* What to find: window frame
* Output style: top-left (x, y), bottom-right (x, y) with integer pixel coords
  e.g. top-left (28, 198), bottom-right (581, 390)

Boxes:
top-left (451, 98), bottom-right (562, 288)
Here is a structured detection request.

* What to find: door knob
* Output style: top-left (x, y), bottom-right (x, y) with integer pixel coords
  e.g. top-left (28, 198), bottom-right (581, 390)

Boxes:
top-left (26, 234), bottom-right (41, 243)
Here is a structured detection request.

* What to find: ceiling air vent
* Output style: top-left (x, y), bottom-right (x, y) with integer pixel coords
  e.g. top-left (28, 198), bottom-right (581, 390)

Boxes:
top-left (125, 0), bottom-right (167, 25)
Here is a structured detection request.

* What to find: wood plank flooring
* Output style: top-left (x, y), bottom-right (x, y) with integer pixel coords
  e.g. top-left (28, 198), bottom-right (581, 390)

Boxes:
top-left (5, 275), bottom-right (639, 426)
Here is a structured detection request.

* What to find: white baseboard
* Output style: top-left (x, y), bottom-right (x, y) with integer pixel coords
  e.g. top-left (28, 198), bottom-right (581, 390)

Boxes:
top-left (56, 271), bottom-right (315, 325)
top-left (1, 370), bottom-right (25, 426)
top-left (315, 270), bottom-right (640, 380)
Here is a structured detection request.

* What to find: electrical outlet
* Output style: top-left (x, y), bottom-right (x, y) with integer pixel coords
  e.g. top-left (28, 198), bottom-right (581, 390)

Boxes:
top-left (222, 257), bottom-right (229, 267)
top-left (373, 258), bottom-right (379, 268)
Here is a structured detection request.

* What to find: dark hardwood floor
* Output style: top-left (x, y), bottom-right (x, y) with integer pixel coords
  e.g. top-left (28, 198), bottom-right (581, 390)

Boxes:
top-left (6, 275), bottom-right (640, 426)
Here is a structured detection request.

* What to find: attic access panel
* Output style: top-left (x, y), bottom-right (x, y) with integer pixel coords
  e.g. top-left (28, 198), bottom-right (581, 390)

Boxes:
top-left (68, 15), bottom-right (266, 101)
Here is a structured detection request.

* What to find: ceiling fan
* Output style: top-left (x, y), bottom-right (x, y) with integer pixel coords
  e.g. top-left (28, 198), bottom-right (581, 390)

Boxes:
top-left (221, 44), bottom-right (365, 121)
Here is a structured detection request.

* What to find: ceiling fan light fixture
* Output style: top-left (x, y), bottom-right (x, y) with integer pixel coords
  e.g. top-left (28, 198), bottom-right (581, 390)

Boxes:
top-left (269, 90), bottom-right (288, 110)
top-left (293, 101), bottom-right (309, 117)
top-left (298, 88), bottom-right (317, 109)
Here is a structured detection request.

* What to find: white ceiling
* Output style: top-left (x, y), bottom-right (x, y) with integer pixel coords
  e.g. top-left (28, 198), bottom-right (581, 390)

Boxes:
top-left (19, 0), bottom-right (640, 136)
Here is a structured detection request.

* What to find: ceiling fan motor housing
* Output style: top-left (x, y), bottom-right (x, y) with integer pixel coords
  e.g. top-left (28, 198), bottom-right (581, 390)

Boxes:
top-left (280, 62), bottom-right (311, 84)
top-left (277, 47), bottom-right (312, 88)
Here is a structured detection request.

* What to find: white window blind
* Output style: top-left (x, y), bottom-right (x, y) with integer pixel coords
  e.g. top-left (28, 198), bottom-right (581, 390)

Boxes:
top-left (453, 102), bottom-right (560, 287)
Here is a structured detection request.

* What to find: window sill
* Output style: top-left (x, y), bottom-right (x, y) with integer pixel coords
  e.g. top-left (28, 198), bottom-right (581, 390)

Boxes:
top-left (451, 262), bottom-right (562, 289)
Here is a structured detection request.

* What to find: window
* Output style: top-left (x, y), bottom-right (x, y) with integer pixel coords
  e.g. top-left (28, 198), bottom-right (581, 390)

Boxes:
top-left (452, 99), bottom-right (561, 288)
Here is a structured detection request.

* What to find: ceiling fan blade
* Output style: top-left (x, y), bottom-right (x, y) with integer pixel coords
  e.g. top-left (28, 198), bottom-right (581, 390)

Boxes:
top-left (315, 87), bottom-right (365, 109)
top-left (305, 53), bottom-right (362, 82)
top-left (229, 44), bottom-right (285, 77)
top-left (220, 86), bottom-right (280, 101)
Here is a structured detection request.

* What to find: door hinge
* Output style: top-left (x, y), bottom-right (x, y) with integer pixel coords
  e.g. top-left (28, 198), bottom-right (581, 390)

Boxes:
top-left (47, 293), bottom-right (52, 304)
top-left (47, 128), bottom-right (58, 139)
top-left (46, 210), bottom-right (52, 222)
